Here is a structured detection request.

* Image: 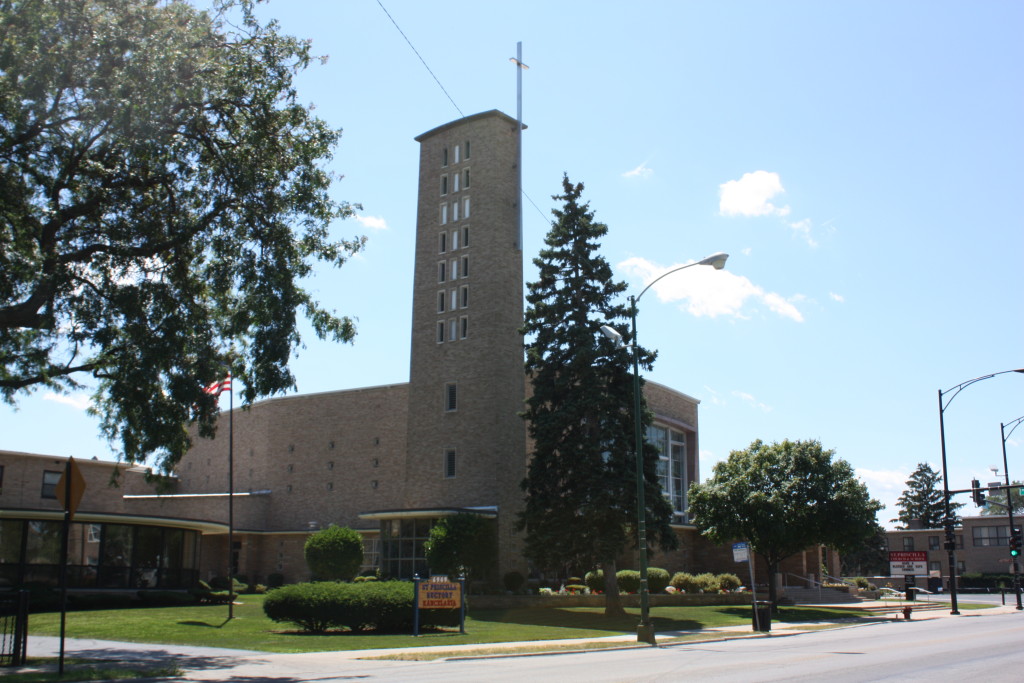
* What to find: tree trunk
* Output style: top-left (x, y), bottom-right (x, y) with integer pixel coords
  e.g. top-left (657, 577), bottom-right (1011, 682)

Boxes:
top-left (602, 560), bottom-right (626, 617)
top-left (767, 561), bottom-right (779, 613)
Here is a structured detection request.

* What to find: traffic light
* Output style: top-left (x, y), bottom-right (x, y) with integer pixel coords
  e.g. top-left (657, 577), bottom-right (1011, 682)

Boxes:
top-left (1010, 528), bottom-right (1022, 558)
top-left (971, 479), bottom-right (986, 506)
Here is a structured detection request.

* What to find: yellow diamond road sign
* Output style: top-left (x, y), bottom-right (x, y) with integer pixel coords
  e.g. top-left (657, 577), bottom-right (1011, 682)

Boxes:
top-left (55, 457), bottom-right (87, 521)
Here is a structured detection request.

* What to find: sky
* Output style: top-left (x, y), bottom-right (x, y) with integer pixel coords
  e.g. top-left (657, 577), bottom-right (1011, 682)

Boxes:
top-left (3, 0), bottom-right (1022, 528)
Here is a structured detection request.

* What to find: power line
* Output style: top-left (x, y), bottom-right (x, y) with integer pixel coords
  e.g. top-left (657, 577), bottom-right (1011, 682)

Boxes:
top-left (375, 1), bottom-right (463, 118)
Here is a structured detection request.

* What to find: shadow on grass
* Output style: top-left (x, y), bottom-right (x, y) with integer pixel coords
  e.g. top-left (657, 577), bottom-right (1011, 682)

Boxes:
top-left (716, 606), bottom-right (866, 623)
top-left (468, 608), bottom-right (704, 633)
top-left (176, 618), bottom-right (236, 629)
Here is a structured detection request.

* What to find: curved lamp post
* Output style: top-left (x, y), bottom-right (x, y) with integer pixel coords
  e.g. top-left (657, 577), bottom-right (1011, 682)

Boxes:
top-left (937, 369), bottom-right (1024, 615)
top-left (601, 251), bottom-right (728, 645)
top-left (1000, 415), bottom-right (1024, 610)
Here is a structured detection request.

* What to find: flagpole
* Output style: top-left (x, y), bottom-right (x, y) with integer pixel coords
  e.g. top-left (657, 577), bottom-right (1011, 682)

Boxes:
top-left (227, 373), bottom-right (234, 620)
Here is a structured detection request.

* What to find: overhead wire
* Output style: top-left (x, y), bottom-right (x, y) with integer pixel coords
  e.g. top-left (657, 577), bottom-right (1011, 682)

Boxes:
top-left (375, 0), bottom-right (464, 118)
top-left (375, 2), bottom-right (548, 228)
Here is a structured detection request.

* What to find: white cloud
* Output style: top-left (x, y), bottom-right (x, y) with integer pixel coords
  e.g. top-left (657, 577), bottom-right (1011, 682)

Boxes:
top-left (788, 218), bottom-right (818, 247)
top-left (699, 449), bottom-right (719, 463)
top-left (618, 257), bottom-right (805, 322)
top-left (622, 162), bottom-right (653, 179)
top-left (355, 214), bottom-right (388, 230)
top-left (719, 171), bottom-right (791, 217)
top-left (703, 385), bottom-right (725, 406)
top-left (44, 392), bottom-right (91, 411)
top-left (830, 292), bottom-right (845, 303)
top-left (732, 390), bottom-right (771, 412)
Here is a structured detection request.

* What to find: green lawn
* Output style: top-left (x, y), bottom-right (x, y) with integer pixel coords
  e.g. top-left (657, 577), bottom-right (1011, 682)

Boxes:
top-left (26, 595), bottom-right (871, 654)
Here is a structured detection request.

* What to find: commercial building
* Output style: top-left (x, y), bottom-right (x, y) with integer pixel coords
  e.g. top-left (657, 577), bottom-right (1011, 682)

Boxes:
top-left (885, 516), bottom-right (1023, 578)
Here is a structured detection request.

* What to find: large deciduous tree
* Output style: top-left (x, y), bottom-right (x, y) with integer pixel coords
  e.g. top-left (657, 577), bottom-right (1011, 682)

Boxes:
top-left (891, 463), bottom-right (961, 529)
top-left (0, 0), bottom-right (364, 473)
top-left (688, 439), bottom-right (882, 609)
top-left (517, 175), bottom-right (677, 616)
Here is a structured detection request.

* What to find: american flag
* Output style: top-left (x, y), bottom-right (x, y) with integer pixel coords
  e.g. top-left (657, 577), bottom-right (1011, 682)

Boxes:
top-left (203, 374), bottom-right (232, 396)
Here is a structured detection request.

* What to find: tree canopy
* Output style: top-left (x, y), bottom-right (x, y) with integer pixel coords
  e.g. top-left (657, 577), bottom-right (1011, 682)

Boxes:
top-left (981, 480), bottom-right (1024, 516)
top-left (517, 176), bottom-right (677, 613)
top-left (688, 439), bottom-right (882, 607)
top-left (0, 0), bottom-right (364, 472)
top-left (891, 462), bottom-right (962, 529)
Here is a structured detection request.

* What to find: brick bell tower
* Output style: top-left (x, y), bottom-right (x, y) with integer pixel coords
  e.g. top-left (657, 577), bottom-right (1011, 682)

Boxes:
top-left (404, 110), bottom-right (528, 574)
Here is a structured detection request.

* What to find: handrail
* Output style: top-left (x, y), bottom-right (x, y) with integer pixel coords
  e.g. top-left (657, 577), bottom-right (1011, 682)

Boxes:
top-left (822, 573), bottom-right (857, 588)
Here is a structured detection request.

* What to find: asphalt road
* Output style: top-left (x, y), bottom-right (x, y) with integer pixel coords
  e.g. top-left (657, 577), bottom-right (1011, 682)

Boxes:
top-left (338, 611), bottom-right (1024, 683)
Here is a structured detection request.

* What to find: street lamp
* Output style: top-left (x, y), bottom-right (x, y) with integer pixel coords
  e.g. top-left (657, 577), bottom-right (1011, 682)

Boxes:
top-left (937, 369), bottom-right (1024, 615)
top-left (1000, 415), bottom-right (1024, 610)
top-left (601, 251), bottom-right (728, 645)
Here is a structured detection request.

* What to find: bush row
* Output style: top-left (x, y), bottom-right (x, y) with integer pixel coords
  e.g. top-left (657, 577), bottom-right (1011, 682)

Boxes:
top-left (262, 581), bottom-right (459, 633)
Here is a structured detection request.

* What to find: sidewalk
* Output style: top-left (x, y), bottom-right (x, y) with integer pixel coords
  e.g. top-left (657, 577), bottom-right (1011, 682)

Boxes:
top-left (20, 602), bottom-right (1021, 681)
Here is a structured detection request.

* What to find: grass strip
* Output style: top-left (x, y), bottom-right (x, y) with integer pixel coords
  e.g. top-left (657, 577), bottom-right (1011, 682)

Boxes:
top-left (27, 595), bottom-right (873, 654)
top-left (2, 658), bottom-right (181, 683)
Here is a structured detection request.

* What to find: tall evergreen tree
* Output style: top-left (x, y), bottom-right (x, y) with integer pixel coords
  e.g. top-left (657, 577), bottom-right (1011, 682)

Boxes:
top-left (517, 175), bottom-right (677, 615)
top-left (891, 463), bottom-right (962, 529)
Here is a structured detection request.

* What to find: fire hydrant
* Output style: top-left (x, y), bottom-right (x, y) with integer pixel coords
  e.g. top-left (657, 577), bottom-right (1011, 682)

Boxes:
top-left (902, 606), bottom-right (913, 620)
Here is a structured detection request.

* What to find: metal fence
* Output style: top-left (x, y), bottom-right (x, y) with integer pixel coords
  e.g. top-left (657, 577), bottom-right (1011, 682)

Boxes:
top-left (0, 591), bottom-right (28, 667)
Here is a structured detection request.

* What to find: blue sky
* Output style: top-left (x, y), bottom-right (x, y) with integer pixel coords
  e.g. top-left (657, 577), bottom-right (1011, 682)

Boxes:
top-left (3, 0), bottom-right (1022, 527)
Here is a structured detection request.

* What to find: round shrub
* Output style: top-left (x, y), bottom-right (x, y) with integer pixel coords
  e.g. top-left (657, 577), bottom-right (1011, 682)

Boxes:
top-left (717, 573), bottom-right (742, 591)
top-left (647, 568), bottom-right (670, 593)
top-left (853, 576), bottom-right (870, 589)
top-left (584, 569), bottom-right (604, 593)
top-left (670, 572), bottom-right (698, 593)
top-left (304, 525), bottom-right (364, 582)
top-left (695, 572), bottom-right (719, 592)
top-left (616, 569), bottom-right (641, 593)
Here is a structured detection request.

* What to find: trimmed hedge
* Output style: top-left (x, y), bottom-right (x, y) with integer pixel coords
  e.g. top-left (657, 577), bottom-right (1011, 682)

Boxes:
top-left (616, 570), bottom-right (641, 593)
top-left (647, 568), bottom-right (670, 593)
top-left (263, 581), bottom-right (459, 633)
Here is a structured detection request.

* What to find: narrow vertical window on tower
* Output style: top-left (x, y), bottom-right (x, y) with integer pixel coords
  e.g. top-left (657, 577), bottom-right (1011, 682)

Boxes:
top-left (438, 262), bottom-right (446, 283)
top-left (440, 204), bottom-right (448, 225)
top-left (464, 140), bottom-right (470, 159)
top-left (460, 316), bottom-right (468, 339)
top-left (453, 144), bottom-right (460, 164)
top-left (437, 322), bottom-right (445, 343)
top-left (442, 146), bottom-right (448, 167)
top-left (462, 227), bottom-right (470, 247)
top-left (444, 449), bottom-right (457, 478)
top-left (441, 175), bottom-right (448, 196)
top-left (451, 229), bottom-right (459, 250)
top-left (450, 289), bottom-right (457, 311)
top-left (452, 200), bottom-right (459, 222)
top-left (463, 168), bottom-right (470, 188)
top-left (444, 383), bottom-right (457, 411)
top-left (437, 291), bottom-right (445, 313)
top-left (460, 285), bottom-right (469, 308)
top-left (439, 232), bottom-right (447, 253)
top-left (450, 258), bottom-right (458, 280)
top-left (453, 172), bottom-right (460, 193)
top-left (449, 318), bottom-right (457, 342)
top-left (463, 197), bottom-right (470, 218)
top-left (461, 256), bottom-right (469, 278)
